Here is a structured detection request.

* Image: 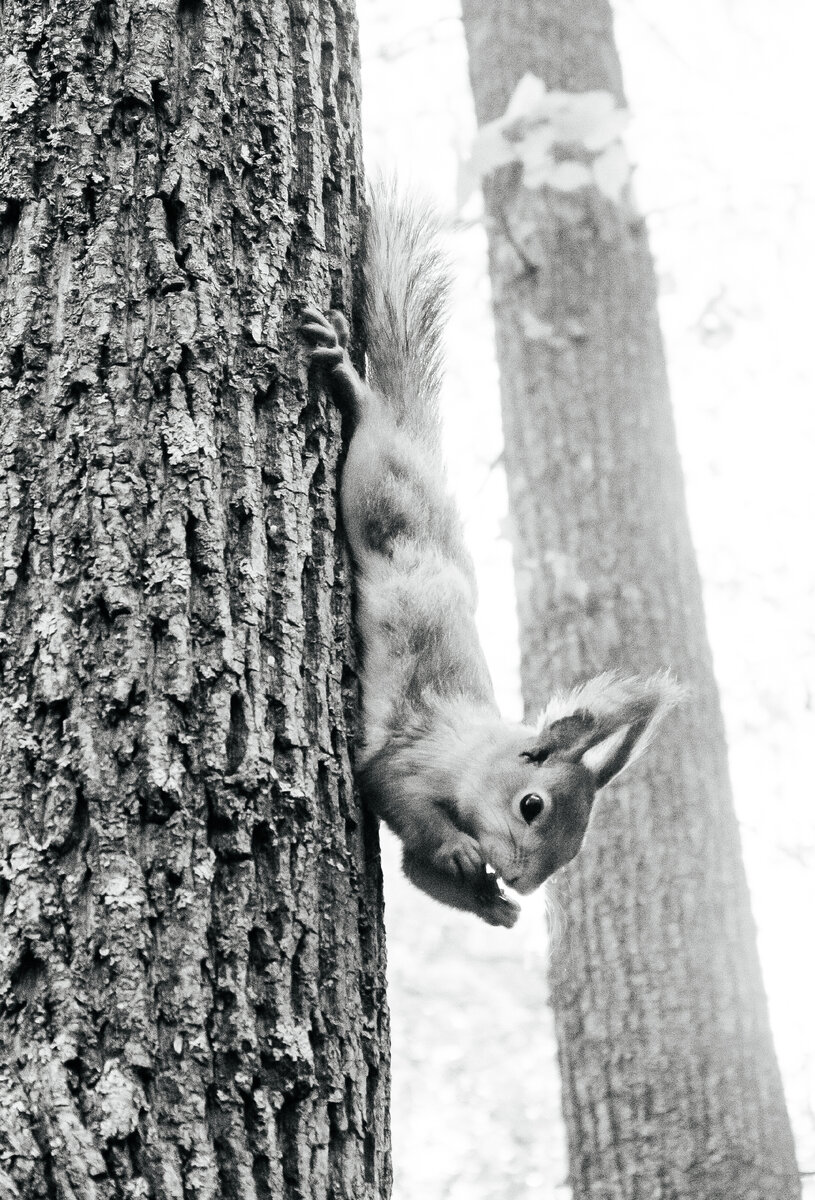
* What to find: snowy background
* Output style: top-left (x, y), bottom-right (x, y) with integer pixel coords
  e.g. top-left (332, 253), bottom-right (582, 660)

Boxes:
top-left (357, 1), bottom-right (815, 1196)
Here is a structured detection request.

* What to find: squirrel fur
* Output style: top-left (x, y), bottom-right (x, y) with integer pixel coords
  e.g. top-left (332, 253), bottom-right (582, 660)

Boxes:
top-left (301, 188), bottom-right (681, 928)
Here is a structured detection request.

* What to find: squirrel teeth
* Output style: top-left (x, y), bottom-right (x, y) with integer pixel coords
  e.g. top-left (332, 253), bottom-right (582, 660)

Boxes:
top-left (483, 863), bottom-right (507, 897)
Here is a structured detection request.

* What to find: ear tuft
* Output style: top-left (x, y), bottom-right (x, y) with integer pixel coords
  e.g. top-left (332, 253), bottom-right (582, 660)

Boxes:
top-left (533, 670), bottom-right (685, 788)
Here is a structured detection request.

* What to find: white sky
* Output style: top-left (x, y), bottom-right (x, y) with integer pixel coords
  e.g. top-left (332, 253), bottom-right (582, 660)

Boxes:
top-left (359, 1), bottom-right (815, 1195)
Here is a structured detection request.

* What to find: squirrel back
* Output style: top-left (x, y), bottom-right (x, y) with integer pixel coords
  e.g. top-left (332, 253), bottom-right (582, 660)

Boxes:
top-left (362, 183), bottom-right (451, 445)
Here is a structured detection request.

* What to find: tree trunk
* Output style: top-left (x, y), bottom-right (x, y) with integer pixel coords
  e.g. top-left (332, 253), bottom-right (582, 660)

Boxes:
top-left (0, 1), bottom-right (390, 1198)
top-left (460, 1), bottom-right (800, 1197)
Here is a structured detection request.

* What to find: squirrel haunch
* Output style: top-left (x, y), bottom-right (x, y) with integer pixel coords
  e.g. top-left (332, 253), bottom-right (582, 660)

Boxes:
top-left (301, 190), bottom-right (681, 928)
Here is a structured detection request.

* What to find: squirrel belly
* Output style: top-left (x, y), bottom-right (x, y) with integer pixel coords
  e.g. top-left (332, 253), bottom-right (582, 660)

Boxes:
top-left (300, 189), bottom-right (682, 929)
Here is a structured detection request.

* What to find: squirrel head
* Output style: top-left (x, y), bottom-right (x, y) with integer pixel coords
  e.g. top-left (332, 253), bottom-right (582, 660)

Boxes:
top-left (467, 672), bottom-right (683, 897)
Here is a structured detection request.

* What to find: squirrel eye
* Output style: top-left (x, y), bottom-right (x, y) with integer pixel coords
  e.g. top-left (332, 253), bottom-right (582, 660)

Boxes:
top-left (520, 793), bottom-right (546, 824)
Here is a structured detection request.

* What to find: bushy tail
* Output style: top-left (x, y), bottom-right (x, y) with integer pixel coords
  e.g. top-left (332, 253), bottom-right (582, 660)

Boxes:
top-left (362, 182), bottom-right (451, 442)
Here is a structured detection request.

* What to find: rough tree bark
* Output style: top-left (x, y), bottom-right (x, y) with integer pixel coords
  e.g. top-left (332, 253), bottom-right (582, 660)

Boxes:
top-left (461, 0), bottom-right (800, 1197)
top-left (0, 1), bottom-right (390, 1197)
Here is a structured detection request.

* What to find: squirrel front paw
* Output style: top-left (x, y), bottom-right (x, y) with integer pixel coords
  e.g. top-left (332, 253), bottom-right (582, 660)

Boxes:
top-left (432, 833), bottom-right (484, 881)
top-left (401, 850), bottom-right (521, 929)
top-left (477, 890), bottom-right (521, 929)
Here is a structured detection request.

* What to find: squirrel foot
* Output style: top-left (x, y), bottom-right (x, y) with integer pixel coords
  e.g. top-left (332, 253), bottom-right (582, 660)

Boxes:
top-left (300, 304), bottom-right (364, 413)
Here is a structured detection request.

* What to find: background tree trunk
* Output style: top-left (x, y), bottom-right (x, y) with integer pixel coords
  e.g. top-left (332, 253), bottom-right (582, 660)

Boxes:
top-left (0, 1), bottom-right (390, 1197)
top-left (461, 0), bottom-right (800, 1197)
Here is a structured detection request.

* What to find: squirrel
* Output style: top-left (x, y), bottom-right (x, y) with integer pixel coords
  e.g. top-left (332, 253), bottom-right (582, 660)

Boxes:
top-left (300, 188), bottom-right (681, 928)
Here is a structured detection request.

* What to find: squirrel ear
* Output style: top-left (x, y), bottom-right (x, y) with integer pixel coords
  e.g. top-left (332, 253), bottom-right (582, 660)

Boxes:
top-left (529, 672), bottom-right (684, 789)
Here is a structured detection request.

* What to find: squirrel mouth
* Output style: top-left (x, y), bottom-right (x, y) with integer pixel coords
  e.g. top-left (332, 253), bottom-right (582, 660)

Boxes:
top-left (484, 862), bottom-right (525, 897)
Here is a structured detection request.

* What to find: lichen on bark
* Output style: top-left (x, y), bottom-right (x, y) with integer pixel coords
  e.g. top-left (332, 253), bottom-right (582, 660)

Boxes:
top-left (0, 0), bottom-right (390, 1197)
